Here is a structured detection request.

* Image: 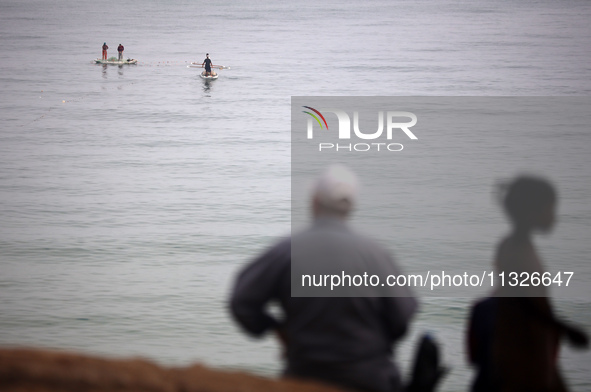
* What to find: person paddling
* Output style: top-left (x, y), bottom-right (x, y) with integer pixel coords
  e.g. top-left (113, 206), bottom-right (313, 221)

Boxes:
top-left (201, 53), bottom-right (216, 77)
top-left (117, 44), bottom-right (124, 61)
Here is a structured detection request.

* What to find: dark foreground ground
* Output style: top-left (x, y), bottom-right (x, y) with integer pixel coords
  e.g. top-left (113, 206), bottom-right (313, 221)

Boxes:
top-left (0, 348), bottom-right (344, 392)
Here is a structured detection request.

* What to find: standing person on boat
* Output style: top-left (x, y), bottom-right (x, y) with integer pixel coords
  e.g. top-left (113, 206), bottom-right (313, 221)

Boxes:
top-left (201, 53), bottom-right (215, 77)
top-left (229, 165), bottom-right (418, 392)
top-left (102, 42), bottom-right (108, 60)
top-left (117, 44), bottom-right (124, 61)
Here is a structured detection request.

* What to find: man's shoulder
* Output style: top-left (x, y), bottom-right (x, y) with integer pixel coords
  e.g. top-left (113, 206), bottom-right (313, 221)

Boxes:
top-left (294, 221), bottom-right (394, 262)
top-left (267, 235), bottom-right (291, 254)
top-left (286, 221), bottom-right (401, 259)
top-left (252, 235), bottom-right (291, 265)
top-left (318, 222), bottom-right (391, 252)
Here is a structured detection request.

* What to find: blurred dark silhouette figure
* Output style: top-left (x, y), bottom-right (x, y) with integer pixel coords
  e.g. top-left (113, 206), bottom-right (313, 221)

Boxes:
top-left (467, 297), bottom-right (500, 392)
top-left (229, 165), bottom-right (421, 392)
top-left (467, 176), bottom-right (588, 392)
top-left (407, 334), bottom-right (447, 392)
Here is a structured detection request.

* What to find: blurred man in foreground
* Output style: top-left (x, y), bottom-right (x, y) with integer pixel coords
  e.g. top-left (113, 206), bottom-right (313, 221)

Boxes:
top-left (229, 165), bottom-right (418, 392)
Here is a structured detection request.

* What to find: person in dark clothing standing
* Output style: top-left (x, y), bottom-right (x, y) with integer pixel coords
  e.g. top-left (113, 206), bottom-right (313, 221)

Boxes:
top-left (229, 165), bottom-right (418, 392)
top-left (201, 53), bottom-right (215, 76)
top-left (102, 42), bottom-right (108, 60)
top-left (117, 44), bottom-right (124, 61)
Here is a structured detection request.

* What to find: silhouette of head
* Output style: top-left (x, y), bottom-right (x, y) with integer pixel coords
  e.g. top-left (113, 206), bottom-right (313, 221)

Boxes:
top-left (501, 175), bottom-right (557, 232)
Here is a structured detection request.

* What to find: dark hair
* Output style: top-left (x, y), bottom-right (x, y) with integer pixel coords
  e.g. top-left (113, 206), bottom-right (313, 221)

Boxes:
top-left (500, 175), bottom-right (557, 225)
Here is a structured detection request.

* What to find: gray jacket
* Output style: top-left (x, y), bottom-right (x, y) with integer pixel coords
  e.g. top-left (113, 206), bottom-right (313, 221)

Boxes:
top-left (230, 218), bottom-right (418, 392)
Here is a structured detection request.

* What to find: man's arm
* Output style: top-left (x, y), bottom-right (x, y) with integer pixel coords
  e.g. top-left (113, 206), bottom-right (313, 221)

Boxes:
top-left (381, 295), bottom-right (418, 340)
top-left (375, 250), bottom-right (418, 340)
top-left (524, 297), bottom-right (588, 348)
top-left (229, 238), bottom-right (290, 337)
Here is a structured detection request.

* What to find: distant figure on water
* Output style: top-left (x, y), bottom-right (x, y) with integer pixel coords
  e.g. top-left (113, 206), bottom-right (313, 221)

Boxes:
top-left (117, 44), bottom-right (124, 60)
top-left (467, 176), bottom-right (588, 392)
top-left (102, 42), bottom-right (108, 60)
top-left (201, 53), bottom-right (216, 77)
top-left (229, 165), bottom-right (419, 392)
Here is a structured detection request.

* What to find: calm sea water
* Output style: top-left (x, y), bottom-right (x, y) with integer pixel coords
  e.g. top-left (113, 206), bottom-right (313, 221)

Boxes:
top-left (1, 0), bottom-right (591, 391)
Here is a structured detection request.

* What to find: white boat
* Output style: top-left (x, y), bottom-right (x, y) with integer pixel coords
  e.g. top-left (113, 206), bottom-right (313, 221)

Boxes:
top-left (95, 58), bottom-right (138, 65)
top-left (199, 71), bottom-right (219, 80)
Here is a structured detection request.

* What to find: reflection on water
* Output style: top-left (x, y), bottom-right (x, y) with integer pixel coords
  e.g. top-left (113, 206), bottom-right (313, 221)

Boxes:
top-left (202, 78), bottom-right (215, 93)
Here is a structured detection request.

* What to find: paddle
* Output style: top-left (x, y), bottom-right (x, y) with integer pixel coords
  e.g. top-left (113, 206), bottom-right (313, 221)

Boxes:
top-left (190, 62), bottom-right (230, 70)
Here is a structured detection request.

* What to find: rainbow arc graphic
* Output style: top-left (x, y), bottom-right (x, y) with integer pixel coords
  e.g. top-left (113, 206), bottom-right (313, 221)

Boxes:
top-left (302, 106), bottom-right (329, 130)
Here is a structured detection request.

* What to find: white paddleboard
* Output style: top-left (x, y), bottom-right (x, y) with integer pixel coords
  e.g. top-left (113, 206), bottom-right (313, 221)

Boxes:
top-left (95, 58), bottom-right (137, 65)
top-left (199, 71), bottom-right (219, 80)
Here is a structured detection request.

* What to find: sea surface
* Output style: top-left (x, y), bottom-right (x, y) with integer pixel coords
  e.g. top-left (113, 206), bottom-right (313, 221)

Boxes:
top-left (1, 0), bottom-right (591, 391)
